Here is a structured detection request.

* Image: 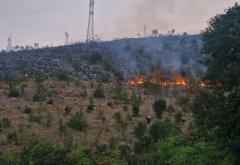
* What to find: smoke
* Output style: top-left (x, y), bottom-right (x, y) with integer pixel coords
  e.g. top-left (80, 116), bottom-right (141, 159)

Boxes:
top-left (114, 0), bottom-right (232, 36)
top-left (102, 35), bottom-right (207, 79)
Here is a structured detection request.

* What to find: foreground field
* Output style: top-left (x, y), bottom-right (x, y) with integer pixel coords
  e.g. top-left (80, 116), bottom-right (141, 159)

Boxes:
top-left (0, 78), bottom-right (194, 152)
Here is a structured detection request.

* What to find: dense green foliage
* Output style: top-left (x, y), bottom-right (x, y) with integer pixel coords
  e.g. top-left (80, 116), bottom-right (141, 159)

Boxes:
top-left (192, 3), bottom-right (240, 163)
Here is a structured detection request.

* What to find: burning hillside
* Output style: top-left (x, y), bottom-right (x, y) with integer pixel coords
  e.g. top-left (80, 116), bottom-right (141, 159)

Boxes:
top-left (127, 75), bottom-right (214, 89)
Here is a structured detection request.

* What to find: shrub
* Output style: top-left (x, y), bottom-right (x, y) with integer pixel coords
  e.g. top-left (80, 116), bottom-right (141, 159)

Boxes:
top-left (109, 137), bottom-right (118, 149)
top-left (149, 121), bottom-right (179, 141)
top-left (21, 141), bottom-right (67, 165)
top-left (1, 118), bottom-right (11, 128)
top-left (167, 105), bottom-right (175, 113)
top-left (56, 69), bottom-right (68, 81)
top-left (64, 105), bottom-right (72, 116)
top-left (24, 106), bottom-right (32, 114)
top-left (47, 98), bottom-right (54, 105)
top-left (132, 104), bottom-right (140, 117)
top-left (123, 103), bottom-right (128, 112)
top-left (134, 122), bottom-right (146, 140)
top-left (80, 89), bottom-right (88, 98)
top-left (67, 115), bottom-right (87, 131)
top-left (93, 83), bottom-right (105, 98)
top-left (58, 119), bottom-right (68, 137)
top-left (87, 97), bottom-right (94, 112)
top-left (8, 87), bottom-right (19, 97)
top-left (153, 99), bottom-right (167, 119)
top-left (28, 112), bottom-right (41, 123)
top-left (7, 131), bottom-right (18, 144)
top-left (175, 112), bottom-right (182, 123)
top-left (68, 146), bottom-right (93, 165)
top-left (176, 95), bottom-right (190, 111)
top-left (33, 90), bottom-right (46, 102)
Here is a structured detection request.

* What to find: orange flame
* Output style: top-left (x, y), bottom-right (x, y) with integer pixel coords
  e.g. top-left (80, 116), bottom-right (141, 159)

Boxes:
top-left (127, 76), bottom-right (188, 87)
top-left (127, 76), bottom-right (216, 88)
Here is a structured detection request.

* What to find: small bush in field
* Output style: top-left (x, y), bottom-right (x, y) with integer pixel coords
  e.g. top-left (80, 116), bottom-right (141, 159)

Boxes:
top-left (1, 118), bottom-right (11, 128)
top-left (56, 69), bottom-right (68, 81)
top-left (87, 97), bottom-right (94, 112)
top-left (93, 83), bottom-right (105, 98)
top-left (132, 104), bottom-right (140, 117)
top-left (175, 112), bottom-right (183, 123)
top-left (153, 99), bottom-right (167, 119)
top-left (134, 122), bottom-right (146, 140)
top-left (8, 87), bottom-right (19, 97)
top-left (33, 90), bottom-right (46, 102)
top-left (47, 98), bottom-right (54, 105)
top-left (64, 105), bottom-right (72, 116)
top-left (7, 132), bottom-right (18, 144)
top-left (24, 106), bottom-right (32, 114)
top-left (167, 105), bottom-right (175, 113)
top-left (67, 115), bottom-right (87, 131)
top-left (28, 112), bottom-right (41, 123)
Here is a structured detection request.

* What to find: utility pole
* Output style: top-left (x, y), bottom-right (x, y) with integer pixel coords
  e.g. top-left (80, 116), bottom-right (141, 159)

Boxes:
top-left (65, 31), bottom-right (69, 45)
top-left (86, 0), bottom-right (95, 42)
top-left (7, 35), bottom-right (12, 52)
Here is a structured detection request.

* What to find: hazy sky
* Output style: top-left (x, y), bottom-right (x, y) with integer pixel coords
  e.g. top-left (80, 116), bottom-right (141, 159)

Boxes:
top-left (1, 0), bottom-right (239, 50)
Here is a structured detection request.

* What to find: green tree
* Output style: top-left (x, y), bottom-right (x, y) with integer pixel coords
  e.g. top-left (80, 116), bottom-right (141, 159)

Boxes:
top-left (193, 3), bottom-right (240, 160)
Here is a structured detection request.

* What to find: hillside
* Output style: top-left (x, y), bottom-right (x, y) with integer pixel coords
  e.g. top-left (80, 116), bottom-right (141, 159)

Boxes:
top-left (0, 35), bottom-right (205, 81)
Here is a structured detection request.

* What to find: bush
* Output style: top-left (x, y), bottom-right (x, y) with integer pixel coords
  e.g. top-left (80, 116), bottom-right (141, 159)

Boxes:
top-left (176, 95), bottom-right (190, 111)
top-left (7, 131), bottom-right (18, 144)
top-left (93, 83), bottom-right (105, 98)
top-left (153, 99), bottom-right (167, 119)
top-left (80, 89), bottom-right (88, 98)
top-left (33, 90), bottom-right (46, 102)
top-left (28, 112), bottom-right (41, 123)
top-left (56, 69), bottom-right (68, 81)
top-left (149, 121), bottom-right (179, 141)
top-left (1, 118), bottom-right (11, 128)
top-left (47, 98), bottom-right (54, 105)
top-left (134, 122), bottom-right (146, 140)
top-left (22, 141), bottom-right (67, 165)
top-left (174, 112), bottom-right (182, 123)
top-left (67, 115), bottom-right (87, 131)
top-left (132, 104), bottom-right (140, 117)
top-left (8, 87), bottom-right (19, 97)
top-left (87, 97), bottom-right (94, 112)
top-left (58, 119), bottom-right (68, 137)
top-left (24, 106), bottom-right (32, 114)
top-left (167, 105), bottom-right (175, 113)
top-left (68, 146), bottom-right (93, 165)
top-left (64, 105), bottom-right (72, 116)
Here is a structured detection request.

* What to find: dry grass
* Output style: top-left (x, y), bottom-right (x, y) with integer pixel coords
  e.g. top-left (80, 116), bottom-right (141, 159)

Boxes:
top-left (0, 79), bottom-right (193, 151)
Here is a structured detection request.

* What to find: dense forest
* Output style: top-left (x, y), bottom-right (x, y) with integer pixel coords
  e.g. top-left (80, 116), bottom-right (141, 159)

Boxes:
top-left (0, 3), bottom-right (239, 165)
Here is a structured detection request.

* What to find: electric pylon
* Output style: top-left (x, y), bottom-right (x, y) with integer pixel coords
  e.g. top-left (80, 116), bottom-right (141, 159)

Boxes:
top-left (87, 0), bottom-right (95, 42)
top-left (7, 35), bottom-right (12, 52)
top-left (65, 31), bottom-right (69, 45)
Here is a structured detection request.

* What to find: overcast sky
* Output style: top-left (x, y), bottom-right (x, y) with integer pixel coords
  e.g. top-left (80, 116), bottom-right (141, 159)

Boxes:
top-left (1, 0), bottom-right (239, 50)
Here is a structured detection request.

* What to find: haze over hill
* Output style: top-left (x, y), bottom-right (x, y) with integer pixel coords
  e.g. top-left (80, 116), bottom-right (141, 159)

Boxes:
top-left (0, 35), bottom-right (204, 80)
